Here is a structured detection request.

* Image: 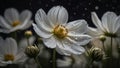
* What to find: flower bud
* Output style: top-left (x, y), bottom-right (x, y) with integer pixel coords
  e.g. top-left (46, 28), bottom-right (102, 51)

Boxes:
top-left (25, 30), bottom-right (32, 38)
top-left (25, 45), bottom-right (39, 58)
top-left (86, 47), bottom-right (104, 61)
top-left (99, 35), bottom-right (106, 42)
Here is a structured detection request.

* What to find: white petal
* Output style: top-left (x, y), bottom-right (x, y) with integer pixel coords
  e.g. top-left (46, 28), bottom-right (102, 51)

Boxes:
top-left (42, 36), bottom-right (56, 48)
top-left (113, 16), bottom-right (120, 33)
top-left (0, 28), bottom-right (11, 33)
top-left (91, 12), bottom-right (104, 31)
top-left (102, 12), bottom-right (117, 32)
top-left (20, 10), bottom-right (32, 23)
top-left (47, 6), bottom-right (68, 26)
top-left (20, 20), bottom-right (32, 30)
top-left (116, 28), bottom-right (120, 36)
top-left (67, 33), bottom-right (91, 46)
top-left (0, 16), bottom-right (12, 29)
top-left (66, 20), bottom-right (88, 34)
top-left (62, 39), bottom-right (85, 54)
top-left (87, 27), bottom-right (102, 37)
top-left (0, 62), bottom-right (7, 66)
top-left (0, 37), bottom-right (17, 56)
top-left (10, 20), bottom-right (32, 32)
top-left (35, 9), bottom-right (52, 31)
top-left (0, 37), bottom-right (7, 55)
top-left (56, 46), bottom-right (71, 55)
top-left (4, 8), bottom-right (19, 23)
top-left (57, 6), bottom-right (68, 25)
top-left (14, 50), bottom-right (27, 63)
top-left (32, 23), bottom-right (52, 38)
top-left (6, 38), bottom-right (18, 55)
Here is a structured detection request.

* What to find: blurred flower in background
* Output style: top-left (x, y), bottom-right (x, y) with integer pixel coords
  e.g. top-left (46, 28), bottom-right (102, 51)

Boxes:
top-left (0, 8), bottom-right (32, 33)
top-left (87, 12), bottom-right (120, 58)
top-left (0, 37), bottom-right (27, 66)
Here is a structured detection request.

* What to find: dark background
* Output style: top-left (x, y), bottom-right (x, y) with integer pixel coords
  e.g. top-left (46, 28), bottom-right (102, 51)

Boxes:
top-left (0, 0), bottom-right (120, 68)
top-left (0, 0), bottom-right (120, 27)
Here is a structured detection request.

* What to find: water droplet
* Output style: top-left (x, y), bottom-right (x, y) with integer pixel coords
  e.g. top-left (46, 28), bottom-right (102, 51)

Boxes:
top-left (84, 8), bottom-right (88, 11)
top-left (95, 6), bottom-right (99, 10)
top-left (88, 3), bottom-right (91, 5)
top-left (51, 0), bottom-right (55, 2)
top-left (112, 7), bottom-right (115, 9)
top-left (45, 4), bottom-right (48, 7)
top-left (73, 12), bottom-right (76, 15)
top-left (82, 14), bottom-right (85, 16)
top-left (98, 0), bottom-right (101, 2)
top-left (68, 3), bottom-right (71, 6)
top-left (76, 5), bottom-right (80, 9)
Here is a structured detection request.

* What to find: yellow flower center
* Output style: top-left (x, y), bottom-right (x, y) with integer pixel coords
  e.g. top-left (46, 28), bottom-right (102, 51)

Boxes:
top-left (12, 20), bottom-right (21, 27)
top-left (53, 25), bottom-right (68, 39)
top-left (4, 54), bottom-right (14, 61)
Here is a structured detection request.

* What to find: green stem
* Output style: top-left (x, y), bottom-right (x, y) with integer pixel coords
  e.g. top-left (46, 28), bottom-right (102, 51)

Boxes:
top-left (86, 59), bottom-right (93, 68)
top-left (52, 49), bottom-right (56, 68)
top-left (110, 37), bottom-right (113, 57)
top-left (102, 41), bottom-right (106, 53)
top-left (27, 38), bottom-right (30, 46)
top-left (11, 31), bottom-right (17, 42)
top-left (34, 57), bottom-right (42, 68)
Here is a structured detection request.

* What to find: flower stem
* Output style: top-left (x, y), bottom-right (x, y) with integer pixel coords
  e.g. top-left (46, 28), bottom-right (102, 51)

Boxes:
top-left (86, 59), bottom-right (93, 68)
top-left (34, 57), bottom-right (42, 68)
top-left (110, 37), bottom-right (113, 57)
top-left (102, 41), bottom-right (106, 53)
top-left (52, 49), bottom-right (56, 68)
top-left (27, 38), bottom-right (30, 46)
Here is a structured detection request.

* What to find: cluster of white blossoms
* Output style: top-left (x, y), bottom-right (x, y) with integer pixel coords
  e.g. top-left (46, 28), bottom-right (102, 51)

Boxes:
top-left (0, 5), bottom-right (120, 68)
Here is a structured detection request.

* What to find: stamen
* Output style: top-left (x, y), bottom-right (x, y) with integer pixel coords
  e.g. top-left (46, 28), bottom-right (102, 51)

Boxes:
top-left (53, 25), bottom-right (68, 39)
top-left (4, 54), bottom-right (14, 61)
top-left (12, 20), bottom-right (20, 27)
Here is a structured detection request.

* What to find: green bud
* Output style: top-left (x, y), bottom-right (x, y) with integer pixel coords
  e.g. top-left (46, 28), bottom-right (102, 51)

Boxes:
top-left (99, 35), bottom-right (106, 42)
top-left (86, 47), bottom-right (104, 61)
top-left (25, 45), bottom-right (40, 58)
top-left (24, 30), bottom-right (32, 38)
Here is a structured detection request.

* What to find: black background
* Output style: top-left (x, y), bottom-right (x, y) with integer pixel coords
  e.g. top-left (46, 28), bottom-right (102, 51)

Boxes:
top-left (0, 0), bottom-right (120, 27)
top-left (0, 0), bottom-right (120, 68)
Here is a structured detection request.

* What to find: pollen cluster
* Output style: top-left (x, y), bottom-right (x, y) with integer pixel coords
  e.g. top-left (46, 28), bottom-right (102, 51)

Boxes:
top-left (12, 20), bottom-right (21, 27)
top-left (4, 54), bottom-right (14, 61)
top-left (53, 25), bottom-right (68, 39)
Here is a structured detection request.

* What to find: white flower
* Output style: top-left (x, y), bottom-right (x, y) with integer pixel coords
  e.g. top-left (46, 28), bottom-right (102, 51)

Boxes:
top-left (33, 6), bottom-right (91, 55)
top-left (88, 12), bottom-right (120, 37)
top-left (0, 37), bottom-right (27, 66)
top-left (0, 8), bottom-right (32, 33)
top-left (87, 12), bottom-right (120, 58)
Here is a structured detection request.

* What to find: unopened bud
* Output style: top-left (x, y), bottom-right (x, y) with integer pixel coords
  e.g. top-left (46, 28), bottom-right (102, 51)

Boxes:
top-left (25, 45), bottom-right (39, 58)
top-left (99, 35), bottom-right (106, 42)
top-left (25, 30), bottom-right (32, 38)
top-left (86, 47), bottom-right (104, 61)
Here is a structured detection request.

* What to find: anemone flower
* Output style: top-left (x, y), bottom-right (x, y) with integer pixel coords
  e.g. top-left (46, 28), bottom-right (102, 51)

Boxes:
top-left (87, 12), bottom-right (120, 58)
top-left (0, 37), bottom-right (27, 66)
top-left (33, 6), bottom-right (91, 55)
top-left (0, 8), bottom-right (32, 33)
